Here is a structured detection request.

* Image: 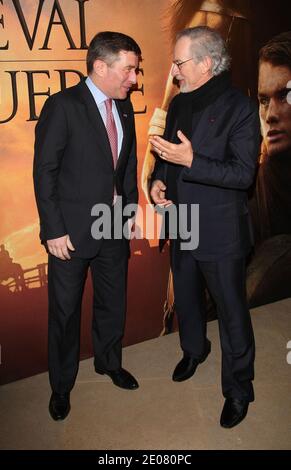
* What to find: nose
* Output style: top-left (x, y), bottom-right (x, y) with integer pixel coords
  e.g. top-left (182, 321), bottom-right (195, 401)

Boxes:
top-left (171, 63), bottom-right (179, 77)
top-left (129, 69), bottom-right (137, 84)
top-left (266, 98), bottom-right (280, 124)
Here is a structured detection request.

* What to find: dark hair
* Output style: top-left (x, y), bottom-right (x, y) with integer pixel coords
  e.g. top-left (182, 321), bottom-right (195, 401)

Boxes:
top-left (87, 31), bottom-right (141, 74)
top-left (259, 31), bottom-right (291, 68)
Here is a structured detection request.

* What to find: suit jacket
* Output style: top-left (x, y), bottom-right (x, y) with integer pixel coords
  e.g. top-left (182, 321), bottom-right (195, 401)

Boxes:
top-left (153, 85), bottom-right (261, 261)
top-left (33, 79), bottom-right (138, 258)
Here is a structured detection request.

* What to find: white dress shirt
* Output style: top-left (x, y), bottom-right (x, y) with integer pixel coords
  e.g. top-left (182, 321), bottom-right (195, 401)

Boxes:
top-left (85, 76), bottom-right (123, 157)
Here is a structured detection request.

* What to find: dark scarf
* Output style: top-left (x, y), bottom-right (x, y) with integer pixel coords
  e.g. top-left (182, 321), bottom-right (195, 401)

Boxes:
top-left (166, 71), bottom-right (231, 203)
top-left (170, 70), bottom-right (231, 142)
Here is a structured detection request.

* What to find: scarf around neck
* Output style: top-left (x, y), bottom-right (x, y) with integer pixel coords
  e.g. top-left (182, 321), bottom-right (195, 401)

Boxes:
top-left (171, 71), bottom-right (232, 140)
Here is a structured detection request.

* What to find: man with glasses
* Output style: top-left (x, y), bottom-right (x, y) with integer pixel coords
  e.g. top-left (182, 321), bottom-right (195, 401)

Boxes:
top-left (150, 26), bottom-right (260, 428)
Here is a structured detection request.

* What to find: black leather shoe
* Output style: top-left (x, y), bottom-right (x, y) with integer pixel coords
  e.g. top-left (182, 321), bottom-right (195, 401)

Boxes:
top-left (95, 367), bottom-right (139, 390)
top-left (49, 392), bottom-right (70, 421)
top-left (220, 398), bottom-right (249, 428)
top-left (172, 339), bottom-right (211, 382)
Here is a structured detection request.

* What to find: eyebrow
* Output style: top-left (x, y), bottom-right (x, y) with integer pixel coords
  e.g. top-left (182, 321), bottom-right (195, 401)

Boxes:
top-left (258, 86), bottom-right (291, 97)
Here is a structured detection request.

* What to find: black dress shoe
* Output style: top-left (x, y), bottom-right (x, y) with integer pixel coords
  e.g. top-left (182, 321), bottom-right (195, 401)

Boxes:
top-left (95, 367), bottom-right (139, 390)
top-left (172, 339), bottom-right (211, 382)
top-left (49, 392), bottom-right (70, 421)
top-left (220, 398), bottom-right (249, 428)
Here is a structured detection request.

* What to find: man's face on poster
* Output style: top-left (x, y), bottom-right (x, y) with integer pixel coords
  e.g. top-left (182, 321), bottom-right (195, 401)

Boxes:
top-left (258, 61), bottom-right (291, 156)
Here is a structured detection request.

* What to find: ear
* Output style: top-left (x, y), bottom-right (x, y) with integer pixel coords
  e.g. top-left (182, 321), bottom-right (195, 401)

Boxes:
top-left (92, 59), bottom-right (107, 78)
top-left (201, 56), bottom-right (212, 75)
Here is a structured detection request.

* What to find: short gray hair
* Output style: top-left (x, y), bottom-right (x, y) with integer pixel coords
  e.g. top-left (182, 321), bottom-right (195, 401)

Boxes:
top-left (176, 26), bottom-right (231, 76)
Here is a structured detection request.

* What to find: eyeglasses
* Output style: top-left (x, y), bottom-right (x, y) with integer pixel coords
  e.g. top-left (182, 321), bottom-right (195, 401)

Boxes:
top-left (172, 57), bottom-right (193, 70)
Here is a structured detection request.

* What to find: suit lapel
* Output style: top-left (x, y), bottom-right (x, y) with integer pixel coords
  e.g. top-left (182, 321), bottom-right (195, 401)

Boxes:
top-left (191, 99), bottom-right (222, 148)
top-left (115, 99), bottom-right (129, 169)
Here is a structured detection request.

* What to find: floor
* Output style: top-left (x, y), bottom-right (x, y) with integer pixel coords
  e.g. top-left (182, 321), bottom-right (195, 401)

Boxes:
top-left (0, 298), bottom-right (290, 450)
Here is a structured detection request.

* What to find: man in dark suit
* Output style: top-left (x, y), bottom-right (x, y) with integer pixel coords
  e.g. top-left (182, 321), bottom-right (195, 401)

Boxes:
top-left (150, 26), bottom-right (260, 428)
top-left (33, 31), bottom-right (141, 421)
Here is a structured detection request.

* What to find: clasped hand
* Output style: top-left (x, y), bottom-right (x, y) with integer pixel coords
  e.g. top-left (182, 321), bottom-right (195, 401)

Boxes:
top-left (47, 234), bottom-right (75, 260)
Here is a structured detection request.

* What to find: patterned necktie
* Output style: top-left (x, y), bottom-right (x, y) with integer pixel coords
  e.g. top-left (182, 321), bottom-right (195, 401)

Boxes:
top-left (105, 98), bottom-right (118, 168)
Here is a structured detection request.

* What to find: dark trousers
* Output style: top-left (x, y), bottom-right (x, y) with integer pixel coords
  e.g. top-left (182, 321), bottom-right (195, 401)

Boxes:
top-left (48, 238), bottom-right (128, 394)
top-left (171, 241), bottom-right (255, 402)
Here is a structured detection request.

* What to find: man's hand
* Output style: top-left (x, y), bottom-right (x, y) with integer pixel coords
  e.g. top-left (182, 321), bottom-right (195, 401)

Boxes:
top-left (47, 235), bottom-right (75, 260)
top-left (150, 179), bottom-right (172, 207)
top-left (149, 130), bottom-right (194, 168)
